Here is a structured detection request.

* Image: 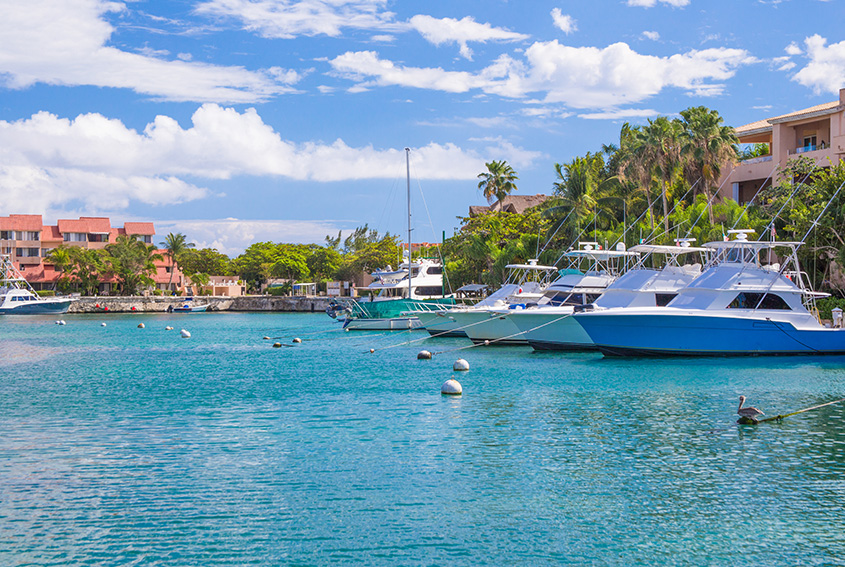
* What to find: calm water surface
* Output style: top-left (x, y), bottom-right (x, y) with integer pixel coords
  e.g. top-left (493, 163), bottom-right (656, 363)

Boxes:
top-left (2, 312), bottom-right (845, 565)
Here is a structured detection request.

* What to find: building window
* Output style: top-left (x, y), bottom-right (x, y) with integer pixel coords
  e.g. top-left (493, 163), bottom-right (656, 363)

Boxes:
top-left (17, 231), bottom-right (40, 241)
top-left (88, 234), bottom-right (108, 243)
top-left (0, 231), bottom-right (12, 240)
top-left (15, 247), bottom-right (40, 258)
top-left (63, 233), bottom-right (87, 242)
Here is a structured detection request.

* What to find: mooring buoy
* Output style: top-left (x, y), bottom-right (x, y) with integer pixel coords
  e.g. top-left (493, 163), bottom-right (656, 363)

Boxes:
top-left (137, 323), bottom-right (145, 329)
top-left (180, 329), bottom-right (191, 338)
top-left (441, 378), bottom-right (462, 395)
top-left (262, 336), bottom-right (270, 340)
top-left (293, 337), bottom-right (302, 344)
top-left (165, 326), bottom-right (174, 331)
top-left (101, 322), bottom-right (107, 327)
top-left (418, 350), bottom-right (432, 360)
top-left (453, 359), bottom-right (470, 371)
top-left (272, 342), bottom-right (282, 348)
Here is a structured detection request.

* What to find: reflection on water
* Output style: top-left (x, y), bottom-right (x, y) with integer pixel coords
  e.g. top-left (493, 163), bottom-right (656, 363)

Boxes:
top-left (1, 313), bottom-right (845, 565)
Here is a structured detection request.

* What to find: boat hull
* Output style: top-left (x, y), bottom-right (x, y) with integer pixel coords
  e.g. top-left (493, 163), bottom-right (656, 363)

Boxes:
top-left (0, 299), bottom-right (73, 315)
top-left (575, 311), bottom-right (845, 357)
top-left (508, 308), bottom-right (595, 351)
top-left (451, 309), bottom-right (528, 346)
top-left (342, 316), bottom-right (422, 331)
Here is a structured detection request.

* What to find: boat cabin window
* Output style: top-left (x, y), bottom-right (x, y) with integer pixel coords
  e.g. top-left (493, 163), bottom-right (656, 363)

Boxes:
top-left (655, 293), bottom-right (676, 307)
top-left (413, 286), bottom-right (443, 296)
top-left (722, 247), bottom-right (757, 264)
top-left (727, 292), bottom-right (791, 310)
top-left (586, 294), bottom-right (602, 304)
top-left (425, 266), bottom-right (443, 275)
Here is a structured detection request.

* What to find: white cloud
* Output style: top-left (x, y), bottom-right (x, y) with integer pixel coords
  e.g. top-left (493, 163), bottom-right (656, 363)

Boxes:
top-left (408, 15), bottom-right (528, 60)
top-left (370, 34), bottom-right (396, 42)
top-left (785, 42), bottom-right (803, 56)
top-left (791, 35), bottom-right (845, 94)
top-left (627, 0), bottom-right (690, 7)
top-left (0, 105), bottom-right (513, 216)
top-left (642, 31), bottom-right (660, 41)
top-left (195, 0), bottom-right (401, 38)
top-left (0, 0), bottom-right (294, 103)
top-left (550, 9), bottom-right (576, 35)
top-left (155, 219), bottom-right (347, 255)
top-left (578, 108), bottom-right (662, 120)
top-left (331, 41), bottom-right (755, 109)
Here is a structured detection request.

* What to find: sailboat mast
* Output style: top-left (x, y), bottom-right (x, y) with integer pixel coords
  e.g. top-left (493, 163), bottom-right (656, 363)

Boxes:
top-left (405, 147), bottom-right (412, 300)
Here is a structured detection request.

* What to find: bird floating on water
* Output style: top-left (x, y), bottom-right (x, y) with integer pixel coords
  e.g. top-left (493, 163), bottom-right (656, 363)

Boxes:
top-left (738, 395), bottom-right (764, 420)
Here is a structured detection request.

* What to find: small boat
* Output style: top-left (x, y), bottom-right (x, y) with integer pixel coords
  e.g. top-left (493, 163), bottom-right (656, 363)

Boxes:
top-left (170, 298), bottom-right (209, 312)
top-left (0, 254), bottom-right (76, 314)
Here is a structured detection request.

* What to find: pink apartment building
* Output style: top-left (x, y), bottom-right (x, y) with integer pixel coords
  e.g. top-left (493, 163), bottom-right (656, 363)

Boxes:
top-left (0, 214), bottom-right (184, 293)
top-left (720, 88), bottom-right (845, 203)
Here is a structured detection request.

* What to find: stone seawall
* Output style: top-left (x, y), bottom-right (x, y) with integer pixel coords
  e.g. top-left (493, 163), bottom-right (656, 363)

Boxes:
top-left (68, 296), bottom-right (333, 313)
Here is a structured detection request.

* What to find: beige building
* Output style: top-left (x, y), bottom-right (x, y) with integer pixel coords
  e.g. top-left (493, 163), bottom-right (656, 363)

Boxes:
top-left (720, 88), bottom-right (845, 203)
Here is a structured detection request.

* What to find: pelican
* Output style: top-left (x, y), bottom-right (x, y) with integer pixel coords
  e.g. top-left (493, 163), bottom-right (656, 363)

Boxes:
top-left (737, 396), bottom-right (764, 419)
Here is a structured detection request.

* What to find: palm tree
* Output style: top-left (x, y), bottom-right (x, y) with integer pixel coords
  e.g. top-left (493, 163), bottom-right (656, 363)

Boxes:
top-left (617, 123), bottom-right (657, 232)
top-left (639, 117), bottom-right (685, 234)
top-left (550, 153), bottom-right (612, 240)
top-left (160, 232), bottom-right (195, 292)
top-left (477, 160), bottom-right (519, 210)
top-left (106, 235), bottom-right (163, 295)
top-left (680, 106), bottom-right (739, 223)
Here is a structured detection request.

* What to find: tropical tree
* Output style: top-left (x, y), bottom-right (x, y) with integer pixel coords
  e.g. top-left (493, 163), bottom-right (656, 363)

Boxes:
top-left (680, 106), bottom-right (739, 223)
top-left (477, 160), bottom-right (519, 209)
top-left (47, 245), bottom-right (105, 295)
top-left (160, 232), bottom-right (195, 291)
top-left (179, 248), bottom-right (231, 276)
top-left (639, 116), bottom-right (685, 235)
top-left (105, 235), bottom-right (163, 295)
top-left (549, 152), bottom-right (621, 241)
top-left (617, 123), bottom-right (658, 232)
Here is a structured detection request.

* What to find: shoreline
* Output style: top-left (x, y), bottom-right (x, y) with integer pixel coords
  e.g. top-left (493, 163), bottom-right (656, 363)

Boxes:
top-left (67, 295), bottom-right (333, 313)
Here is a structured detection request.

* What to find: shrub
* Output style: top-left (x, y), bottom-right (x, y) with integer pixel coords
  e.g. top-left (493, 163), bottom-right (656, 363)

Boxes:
top-left (36, 290), bottom-right (56, 297)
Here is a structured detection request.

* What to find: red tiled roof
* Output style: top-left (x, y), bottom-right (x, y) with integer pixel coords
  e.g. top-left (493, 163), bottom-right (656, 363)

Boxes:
top-left (124, 222), bottom-right (155, 236)
top-left (0, 214), bottom-right (43, 231)
top-left (41, 225), bottom-right (63, 242)
top-left (57, 219), bottom-right (90, 233)
top-left (20, 264), bottom-right (62, 283)
top-left (79, 217), bottom-right (112, 234)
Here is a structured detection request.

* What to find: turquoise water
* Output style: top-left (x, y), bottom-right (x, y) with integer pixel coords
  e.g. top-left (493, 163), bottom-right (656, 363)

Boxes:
top-left (2, 312), bottom-right (845, 565)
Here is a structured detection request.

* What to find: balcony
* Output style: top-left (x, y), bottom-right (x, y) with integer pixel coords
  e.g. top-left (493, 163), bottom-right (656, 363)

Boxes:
top-left (740, 155), bottom-right (773, 165)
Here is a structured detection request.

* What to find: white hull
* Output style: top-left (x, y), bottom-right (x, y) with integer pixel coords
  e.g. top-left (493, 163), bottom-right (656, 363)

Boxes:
top-left (342, 316), bottom-right (423, 331)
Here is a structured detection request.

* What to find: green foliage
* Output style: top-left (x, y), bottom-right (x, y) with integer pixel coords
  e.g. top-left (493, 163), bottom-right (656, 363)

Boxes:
top-left (105, 235), bottom-right (163, 295)
top-left (477, 160), bottom-right (519, 206)
top-left (180, 248), bottom-right (231, 276)
top-left (47, 245), bottom-right (106, 296)
top-left (36, 290), bottom-right (56, 297)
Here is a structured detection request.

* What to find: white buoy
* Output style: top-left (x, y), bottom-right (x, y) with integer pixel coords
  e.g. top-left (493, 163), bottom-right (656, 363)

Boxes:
top-left (453, 359), bottom-right (470, 371)
top-left (59, 320), bottom-right (67, 326)
top-left (101, 322), bottom-right (107, 327)
top-left (137, 323), bottom-right (145, 328)
top-left (484, 340), bottom-right (490, 346)
top-left (369, 348), bottom-right (375, 353)
top-left (180, 329), bottom-right (191, 338)
top-left (441, 378), bottom-right (462, 395)
top-left (417, 350), bottom-right (432, 360)
top-left (293, 337), bottom-right (302, 344)
top-left (165, 326), bottom-right (174, 331)
top-left (55, 320), bottom-right (61, 325)
top-left (262, 336), bottom-right (270, 340)
top-left (272, 342), bottom-right (282, 348)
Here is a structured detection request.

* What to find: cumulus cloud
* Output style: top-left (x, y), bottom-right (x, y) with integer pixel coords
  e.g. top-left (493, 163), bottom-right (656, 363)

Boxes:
top-left (409, 15), bottom-right (528, 60)
top-left (627, 0), bottom-right (690, 7)
top-left (578, 108), bottom-right (662, 120)
top-left (642, 31), bottom-right (660, 41)
top-left (331, 41), bottom-right (755, 109)
top-left (195, 0), bottom-right (402, 38)
top-left (0, 105), bottom-right (528, 216)
top-left (791, 35), bottom-right (845, 94)
top-left (0, 0), bottom-right (295, 103)
top-left (550, 9), bottom-right (576, 34)
top-left (155, 218), bottom-right (349, 255)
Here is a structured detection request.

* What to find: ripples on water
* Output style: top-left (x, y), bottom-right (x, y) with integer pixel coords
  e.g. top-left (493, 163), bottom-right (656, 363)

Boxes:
top-left (2, 313), bottom-right (845, 565)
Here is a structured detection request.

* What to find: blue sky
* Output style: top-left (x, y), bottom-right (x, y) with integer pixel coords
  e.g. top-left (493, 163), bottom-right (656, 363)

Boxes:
top-left (1, 0), bottom-right (844, 255)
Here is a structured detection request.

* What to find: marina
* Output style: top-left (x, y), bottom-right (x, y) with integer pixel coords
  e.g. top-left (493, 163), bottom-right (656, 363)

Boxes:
top-left (2, 312), bottom-right (845, 564)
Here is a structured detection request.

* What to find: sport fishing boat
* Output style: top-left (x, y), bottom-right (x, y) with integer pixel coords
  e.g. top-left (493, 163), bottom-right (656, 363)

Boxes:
top-left (456, 243), bottom-right (639, 346)
top-left (508, 240), bottom-right (708, 350)
top-left (326, 257), bottom-right (454, 330)
top-left (324, 148), bottom-right (454, 331)
top-left (573, 230), bottom-right (845, 356)
top-left (411, 259), bottom-right (559, 338)
top-left (0, 254), bottom-right (76, 314)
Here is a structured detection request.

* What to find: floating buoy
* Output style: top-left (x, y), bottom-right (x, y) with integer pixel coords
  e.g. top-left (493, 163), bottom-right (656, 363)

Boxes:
top-left (369, 348), bottom-right (375, 353)
top-left (453, 359), bottom-right (470, 371)
top-left (417, 350), bottom-right (432, 360)
top-left (293, 337), bottom-right (302, 343)
top-left (272, 342), bottom-right (282, 348)
top-left (484, 340), bottom-right (490, 346)
top-left (165, 326), bottom-right (173, 331)
top-left (60, 320), bottom-right (66, 325)
top-left (180, 329), bottom-right (191, 338)
top-left (101, 322), bottom-right (107, 327)
top-left (137, 323), bottom-right (145, 328)
top-left (262, 336), bottom-right (270, 340)
top-left (441, 378), bottom-right (462, 395)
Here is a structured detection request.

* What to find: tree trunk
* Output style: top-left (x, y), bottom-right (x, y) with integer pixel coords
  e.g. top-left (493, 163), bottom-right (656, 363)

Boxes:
top-left (661, 178), bottom-right (670, 234)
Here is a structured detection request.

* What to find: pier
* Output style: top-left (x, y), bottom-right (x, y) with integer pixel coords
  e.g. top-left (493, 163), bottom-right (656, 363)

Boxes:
top-left (68, 296), bottom-right (333, 313)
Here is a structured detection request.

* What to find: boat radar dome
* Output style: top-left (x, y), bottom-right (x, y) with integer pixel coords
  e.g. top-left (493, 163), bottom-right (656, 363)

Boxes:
top-left (727, 229), bottom-right (756, 241)
top-left (675, 238), bottom-right (696, 247)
